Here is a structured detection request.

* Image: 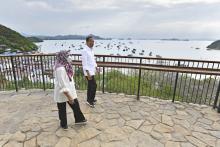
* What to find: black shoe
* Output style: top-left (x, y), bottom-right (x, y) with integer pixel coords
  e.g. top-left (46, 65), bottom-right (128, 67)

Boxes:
top-left (86, 101), bottom-right (95, 108)
top-left (61, 125), bottom-right (68, 130)
top-left (75, 119), bottom-right (87, 125)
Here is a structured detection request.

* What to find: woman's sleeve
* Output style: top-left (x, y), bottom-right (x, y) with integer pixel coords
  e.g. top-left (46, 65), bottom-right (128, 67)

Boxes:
top-left (56, 68), bottom-right (70, 93)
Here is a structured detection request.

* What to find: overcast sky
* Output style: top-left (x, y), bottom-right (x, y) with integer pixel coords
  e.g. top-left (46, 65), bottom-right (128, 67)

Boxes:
top-left (1, 0), bottom-right (220, 39)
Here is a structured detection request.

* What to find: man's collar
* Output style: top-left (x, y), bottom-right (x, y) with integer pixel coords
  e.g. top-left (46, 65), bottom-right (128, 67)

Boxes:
top-left (86, 45), bottom-right (93, 50)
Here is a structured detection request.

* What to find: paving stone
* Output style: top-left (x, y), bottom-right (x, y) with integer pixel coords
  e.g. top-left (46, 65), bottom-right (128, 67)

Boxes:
top-left (3, 141), bottom-right (23, 147)
top-left (204, 114), bottom-right (220, 122)
top-left (210, 130), bottom-right (220, 139)
top-left (173, 119), bottom-right (191, 129)
top-left (76, 128), bottom-right (101, 143)
top-left (125, 120), bottom-right (144, 129)
top-left (216, 139), bottom-right (220, 147)
top-left (129, 131), bottom-right (163, 147)
top-left (174, 125), bottom-right (190, 136)
top-left (24, 137), bottom-right (36, 147)
top-left (212, 122), bottom-right (220, 130)
top-left (192, 132), bottom-right (217, 147)
top-left (150, 131), bottom-right (164, 140)
top-left (121, 112), bottom-right (143, 120)
top-left (10, 131), bottom-right (26, 142)
top-left (79, 138), bottom-right (100, 147)
top-left (122, 126), bottom-right (135, 134)
top-left (185, 136), bottom-right (207, 147)
top-left (151, 112), bottom-right (162, 122)
top-left (198, 118), bottom-right (213, 125)
top-left (99, 126), bottom-right (127, 142)
top-left (180, 142), bottom-right (196, 147)
top-left (0, 140), bottom-right (8, 147)
top-left (154, 123), bottom-right (174, 133)
top-left (105, 113), bottom-right (120, 119)
top-left (171, 132), bottom-right (186, 142)
top-left (56, 128), bottom-right (77, 138)
top-left (139, 125), bottom-right (154, 134)
top-left (176, 110), bottom-right (188, 115)
top-left (55, 137), bottom-right (71, 147)
top-left (37, 132), bottom-right (59, 147)
top-left (25, 132), bottom-right (39, 140)
top-left (101, 139), bottom-right (132, 147)
top-left (165, 141), bottom-right (180, 147)
top-left (162, 114), bottom-right (174, 126)
top-left (1, 91), bottom-right (220, 147)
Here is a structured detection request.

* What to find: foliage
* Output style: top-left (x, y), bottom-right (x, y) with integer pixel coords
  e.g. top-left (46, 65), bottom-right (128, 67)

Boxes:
top-left (0, 24), bottom-right (38, 53)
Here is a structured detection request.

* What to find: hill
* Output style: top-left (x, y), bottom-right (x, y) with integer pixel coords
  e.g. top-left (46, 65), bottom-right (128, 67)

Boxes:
top-left (0, 24), bottom-right (38, 54)
top-left (27, 37), bottom-right (43, 43)
top-left (207, 40), bottom-right (220, 50)
top-left (35, 34), bottom-right (111, 40)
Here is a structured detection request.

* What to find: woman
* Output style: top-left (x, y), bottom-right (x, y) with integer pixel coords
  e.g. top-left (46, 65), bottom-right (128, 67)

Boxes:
top-left (54, 50), bottom-right (87, 130)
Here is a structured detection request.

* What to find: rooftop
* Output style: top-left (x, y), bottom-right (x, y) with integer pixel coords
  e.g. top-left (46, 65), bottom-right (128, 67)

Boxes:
top-left (0, 90), bottom-right (220, 147)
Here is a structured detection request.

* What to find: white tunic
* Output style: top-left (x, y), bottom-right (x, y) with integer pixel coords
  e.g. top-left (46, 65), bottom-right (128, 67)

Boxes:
top-left (53, 66), bottom-right (77, 103)
top-left (81, 46), bottom-right (97, 76)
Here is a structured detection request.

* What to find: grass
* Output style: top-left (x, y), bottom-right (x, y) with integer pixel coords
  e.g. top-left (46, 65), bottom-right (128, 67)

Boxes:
top-left (0, 68), bottom-right (218, 105)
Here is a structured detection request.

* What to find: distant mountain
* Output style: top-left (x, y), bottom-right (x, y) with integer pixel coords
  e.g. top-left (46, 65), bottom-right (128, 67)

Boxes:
top-left (35, 34), bottom-right (111, 40)
top-left (27, 37), bottom-right (43, 43)
top-left (207, 40), bottom-right (220, 50)
top-left (0, 24), bottom-right (38, 54)
top-left (161, 38), bottom-right (189, 41)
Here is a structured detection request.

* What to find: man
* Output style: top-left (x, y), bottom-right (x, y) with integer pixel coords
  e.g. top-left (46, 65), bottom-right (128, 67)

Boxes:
top-left (81, 35), bottom-right (99, 108)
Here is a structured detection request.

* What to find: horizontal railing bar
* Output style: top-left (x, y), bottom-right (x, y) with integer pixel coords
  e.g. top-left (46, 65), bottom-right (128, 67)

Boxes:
top-left (72, 61), bottom-right (220, 75)
top-left (1, 53), bottom-right (220, 64)
top-left (71, 60), bottom-right (220, 71)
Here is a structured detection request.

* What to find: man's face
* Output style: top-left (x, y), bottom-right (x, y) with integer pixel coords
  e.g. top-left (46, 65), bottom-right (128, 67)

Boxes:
top-left (87, 38), bottom-right (94, 48)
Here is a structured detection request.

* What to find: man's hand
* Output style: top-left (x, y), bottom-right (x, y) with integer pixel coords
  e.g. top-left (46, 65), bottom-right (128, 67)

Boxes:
top-left (96, 67), bottom-right (100, 74)
top-left (86, 70), bottom-right (92, 80)
top-left (87, 75), bottom-right (92, 80)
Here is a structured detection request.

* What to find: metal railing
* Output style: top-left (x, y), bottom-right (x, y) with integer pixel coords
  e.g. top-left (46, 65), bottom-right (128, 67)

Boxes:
top-left (0, 54), bottom-right (220, 112)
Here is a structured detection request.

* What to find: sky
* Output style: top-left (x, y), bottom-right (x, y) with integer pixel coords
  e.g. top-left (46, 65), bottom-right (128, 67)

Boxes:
top-left (0, 0), bottom-right (220, 39)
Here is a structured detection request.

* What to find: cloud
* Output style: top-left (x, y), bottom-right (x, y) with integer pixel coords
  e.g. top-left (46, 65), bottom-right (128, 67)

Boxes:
top-left (140, 0), bottom-right (220, 6)
top-left (0, 0), bottom-right (220, 39)
top-left (23, 0), bottom-right (220, 10)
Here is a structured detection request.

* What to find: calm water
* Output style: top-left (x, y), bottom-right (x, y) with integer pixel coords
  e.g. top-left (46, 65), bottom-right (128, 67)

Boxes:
top-left (36, 40), bottom-right (220, 61)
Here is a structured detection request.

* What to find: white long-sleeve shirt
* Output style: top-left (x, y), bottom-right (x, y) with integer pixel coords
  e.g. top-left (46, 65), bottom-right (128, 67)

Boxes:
top-left (53, 66), bottom-right (77, 103)
top-left (81, 46), bottom-right (97, 76)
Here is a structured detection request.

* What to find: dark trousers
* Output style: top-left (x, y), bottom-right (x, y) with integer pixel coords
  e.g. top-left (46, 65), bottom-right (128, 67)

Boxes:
top-left (57, 99), bottom-right (85, 127)
top-left (86, 76), bottom-right (97, 103)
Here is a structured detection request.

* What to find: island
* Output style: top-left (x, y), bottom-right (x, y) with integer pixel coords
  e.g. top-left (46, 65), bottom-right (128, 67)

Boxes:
top-left (207, 40), bottom-right (220, 50)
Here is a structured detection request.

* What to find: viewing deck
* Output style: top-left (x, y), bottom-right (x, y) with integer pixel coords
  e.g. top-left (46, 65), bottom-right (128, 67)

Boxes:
top-left (1, 90), bottom-right (220, 147)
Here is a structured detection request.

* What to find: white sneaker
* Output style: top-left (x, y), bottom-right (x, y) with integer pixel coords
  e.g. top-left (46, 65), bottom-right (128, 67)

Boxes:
top-left (86, 101), bottom-right (95, 108)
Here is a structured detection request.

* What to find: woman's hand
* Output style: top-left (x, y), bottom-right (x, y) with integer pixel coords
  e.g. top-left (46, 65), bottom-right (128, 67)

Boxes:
top-left (63, 91), bottom-right (74, 104)
top-left (68, 99), bottom-right (74, 105)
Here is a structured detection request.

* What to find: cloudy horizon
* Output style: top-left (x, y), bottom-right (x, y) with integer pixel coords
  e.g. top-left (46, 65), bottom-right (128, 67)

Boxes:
top-left (1, 0), bottom-right (220, 39)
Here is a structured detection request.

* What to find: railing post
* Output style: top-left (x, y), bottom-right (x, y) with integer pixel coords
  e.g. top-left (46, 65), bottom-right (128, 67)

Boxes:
top-left (172, 61), bottom-right (180, 102)
top-left (213, 81), bottom-right (220, 112)
top-left (40, 56), bottom-right (46, 91)
top-left (10, 56), bottom-right (18, 92)
top-left (137, 58), bottom-right (142, 100)
top-left (102, 57), bottom-right (105, 93)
